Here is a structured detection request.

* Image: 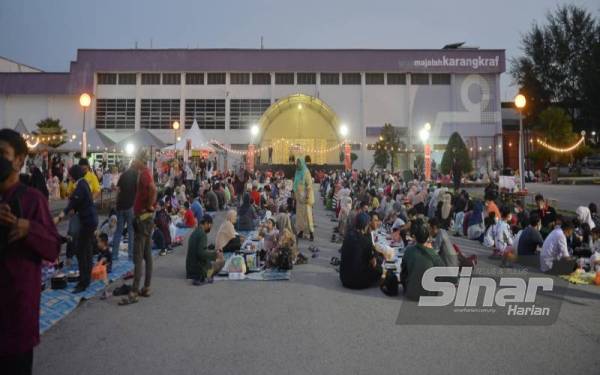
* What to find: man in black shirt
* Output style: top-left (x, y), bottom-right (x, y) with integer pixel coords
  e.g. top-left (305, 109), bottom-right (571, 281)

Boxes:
top-left (534, 194), bottom-right (557, 236)
top-left (517, 213), bottom-right (544, 267)
top-left (112, 166), bottom-right (138, 261)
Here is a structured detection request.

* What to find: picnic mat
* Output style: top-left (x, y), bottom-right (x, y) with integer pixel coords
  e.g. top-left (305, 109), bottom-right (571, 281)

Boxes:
top-left (213, 269), bottom-right (291, 281)
top-left (560, 271), bottom-right (599, 285)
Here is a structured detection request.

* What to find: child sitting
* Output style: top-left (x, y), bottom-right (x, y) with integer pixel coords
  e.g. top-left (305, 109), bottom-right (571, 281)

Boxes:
top-left (93, 233), bottom-right (112, 299)
top-left (494, 206), bottom-right (515, 267)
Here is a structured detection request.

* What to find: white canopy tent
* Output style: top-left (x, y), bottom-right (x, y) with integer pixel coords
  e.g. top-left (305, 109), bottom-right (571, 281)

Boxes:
top-left (116, 128), bottom-right (166, 152)
top-left (13, 119), bottom-right (30, 134)
top-left (55, 128), bottom-right (116, 153)
top-left (163, 119), bottom-right (215, 152)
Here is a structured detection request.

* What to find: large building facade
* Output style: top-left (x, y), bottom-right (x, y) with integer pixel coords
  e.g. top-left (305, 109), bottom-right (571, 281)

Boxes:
top-left (0, 48), bottom-right (505, 169)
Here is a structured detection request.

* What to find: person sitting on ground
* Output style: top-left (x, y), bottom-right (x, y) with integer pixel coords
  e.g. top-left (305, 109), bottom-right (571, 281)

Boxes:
top-left (516, 212), bottom-right (544, 267)
top-left (249, 183), bottom-right (261, 206)
top-left (400, 219), bottom-right (444, 301)
top-left (93, 233), bottom-right (112, 299)
top-left (190, 194), bottom-right (204, 225)
top-left (429, 218), bottom-right (459, 267)
top-left (237, 193), bottom-right (257, 231)
top-left (215, 210), bottom-right (242, 253)
top-left (576, 206), bottom-right (596, 231)
top-left (494, 205), bottom-right (515, 265)
top-left (268, 228), bottom-right (297, 268)
top-left (205, 185), bottom-right (219, 212)
top-left (186, 214), bottom-right (225, 285)
top-left (540, 220), bottom-right (576, 275)
top-left (467, 200), bottom-right (486, 241)
top-left (534, 194), bottom-right (557, 237)
top-left (435, 192), bottom-right (453, 230)
top-left (177, 201), bottom-right (197, 228)
top-left (261, 218), bottom-right (279, 254)
top-left (484, 191), bottom-right (500, 221)
top-left (99, 214), bottom-right (118, 246)
top-left (589, 203), bottom-right (600, 229)
top-left (482, 212), bottom-right (497, 249)
top-left (275, 205), bottom-right (293, 234)
top-left (514, 200), bottom-right (529, 230)
top-left (154, 200), bottom-right (172, 250)
top-left (339, 213), bottom-right (382, 289)
top-left (589, 227), bottom-right (600, 272)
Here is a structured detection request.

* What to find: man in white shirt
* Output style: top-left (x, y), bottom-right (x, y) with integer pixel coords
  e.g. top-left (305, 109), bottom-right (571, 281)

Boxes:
top-left (540, 221), bottom-right (576, 274)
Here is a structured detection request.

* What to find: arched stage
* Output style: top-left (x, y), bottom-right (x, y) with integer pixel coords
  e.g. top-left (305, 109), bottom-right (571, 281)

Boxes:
top-left (255, 93), bottom-right (345, 166)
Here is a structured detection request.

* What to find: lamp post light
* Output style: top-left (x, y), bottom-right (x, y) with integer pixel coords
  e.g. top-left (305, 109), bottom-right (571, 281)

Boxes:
top-left (248, 124), bottom-right (260, 171)
top-left (79, 93), bottom-right (91, 158)
top-left (419, 123), bottom-right (431, 181)
top-left (514, 94), bottom-right (526, 190)
top-left (339, 124), bottom-right (351, 171)
top-left (172, 121), bottom-right (180, 156)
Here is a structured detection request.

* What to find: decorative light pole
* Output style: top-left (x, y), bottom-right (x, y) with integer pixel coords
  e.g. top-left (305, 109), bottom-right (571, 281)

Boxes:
top-left (249, 124), bottom-right (259, 172)
top-left (79, 93), bottom-right (91, 158)
top-left (514, 94), bottom-right (526, 190)
top-left (172, 121), bottom-right (180, 156)
top-left (339, 124), bottom-right (350, 171)
top-left (419, 122), bottom-right (431, 181)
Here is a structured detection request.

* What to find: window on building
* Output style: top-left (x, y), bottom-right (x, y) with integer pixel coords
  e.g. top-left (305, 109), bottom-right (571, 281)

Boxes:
top-left (117, 73), bottom-right (136, 85)
top-left (162, 73), bottom-right (181, 85)
top-left (141, 73), bottom-right (161, 85)
top-left (230, 99), bottom-right (271, 129)
top-left (320, 73), bottom-right (340, 85)
top-left (185, 99), bottom-right (225, 129)
top-left (366, 73), bottom-right (384, 85)
top-left (95, 99), bottom-right (135, 129)
top-left (252, 73), bottom-right (271, 85)
top-left (297, 72), bottom-right (316, 85)
top-left (185, 73), bottom-right (204, 85)
top-left (97, 73), bottom-right (117, 85)
top-left (386, 73), bottom-right (406, 85)
top-left (275, 73), bottom-right (294, 85)
top-left (207, 73), bottom-right (226, 85)
top-left (230, 73), bottom-right (250, 85)
top-left (431, 73), bottom-right (451, 85)
top-left (411, 73), bottom-right (429, 85)
top-left (140, 99), bottom-right (180, 129)
top-left (342, 73), bottom-right (361, 85)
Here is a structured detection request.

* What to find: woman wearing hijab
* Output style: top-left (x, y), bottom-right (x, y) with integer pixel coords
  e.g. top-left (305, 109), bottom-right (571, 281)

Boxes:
top-left (216, 210), bottom-right (241, 252)
top-left (339, 212), bottom-right (382, 289)
top-left (237, 193), bottom-right (257, 231)
top-left (293, 157), bottom-right (315, 241)
top-left (28, 165), bottom-right (49, 199)
top-left (436, 192), bottom-right (453, 230)
top-left (467, 200), bottom-right (486, 241)
top-left (576, 206), bottom-right (596, 230)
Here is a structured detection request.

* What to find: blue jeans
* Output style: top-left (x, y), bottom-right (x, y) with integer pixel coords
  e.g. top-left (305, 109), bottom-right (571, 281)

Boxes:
top-left (112, 208), bottom-right (135, 261)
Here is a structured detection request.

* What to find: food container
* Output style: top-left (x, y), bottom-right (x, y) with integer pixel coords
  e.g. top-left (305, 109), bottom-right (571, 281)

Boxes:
top-left (51, 273), bottom-right (67, 290)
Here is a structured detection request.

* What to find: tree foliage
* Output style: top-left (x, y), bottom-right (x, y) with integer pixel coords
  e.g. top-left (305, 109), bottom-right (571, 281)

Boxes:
top-left (440, 132), bottom-right (472, 175)
top-left (35, 117), bottom-right (67, 148)
top-left (532, 106), bottom-right (590, 163)
top-left (511, 5), bottom-right (600, 131)
top-left (372, 123), bottom-right (403, 171)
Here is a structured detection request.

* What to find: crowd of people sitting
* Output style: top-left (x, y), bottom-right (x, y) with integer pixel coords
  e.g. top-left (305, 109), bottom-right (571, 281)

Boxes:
top-left (320, 169), bottom-right (600, 299)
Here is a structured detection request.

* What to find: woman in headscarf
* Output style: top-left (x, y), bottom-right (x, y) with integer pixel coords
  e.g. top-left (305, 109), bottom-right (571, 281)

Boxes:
top-left (293, 157), bottom-right (315, 241)
top-left (237, 193), bottom-right (257, 231)
top-left (339, 212), bottom-right (382, 289)
top-left (467, 200), bottom-right (486, 241)
top-left (576, 206), bottom-right (596, 230)
top-left (436, 192), bottom-right (453, 230)
top-left (216, 210), bottom-right (241, 252)
top-left (338, 196), bottom-right (353, 238)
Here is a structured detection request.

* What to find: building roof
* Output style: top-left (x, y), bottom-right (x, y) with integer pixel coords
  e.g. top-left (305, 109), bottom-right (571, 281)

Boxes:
top-left (0, 56), bottom-right (42, 73)
top-left (0, 48), bottom-right (505, 95)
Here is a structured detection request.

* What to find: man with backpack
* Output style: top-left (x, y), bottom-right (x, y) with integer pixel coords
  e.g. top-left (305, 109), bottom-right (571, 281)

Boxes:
top-left (0, 129), bottom-right (61, 374)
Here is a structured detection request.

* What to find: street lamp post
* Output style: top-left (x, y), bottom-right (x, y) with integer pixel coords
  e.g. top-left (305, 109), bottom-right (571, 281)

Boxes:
top-left (339, 124), bottom-right (350, 171)
top-left (249, 124), bottom-right (259, 171)
top-left (514, 94), bottom-right (526, 191)
top-left (172, 121), bottom-right (180, 157)
top-left (419, 123), bottom-right (431, 181)
top-left (79, 93), bottom-right (91, 158)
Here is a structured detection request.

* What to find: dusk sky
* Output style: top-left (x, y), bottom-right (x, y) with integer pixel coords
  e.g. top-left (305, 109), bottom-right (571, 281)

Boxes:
top-left (1, 0), bottom-right (598, 100)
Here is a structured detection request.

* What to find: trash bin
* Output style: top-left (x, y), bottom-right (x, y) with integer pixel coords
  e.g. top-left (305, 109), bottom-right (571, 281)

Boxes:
top-left (549, 167), bottom-right (559, 184)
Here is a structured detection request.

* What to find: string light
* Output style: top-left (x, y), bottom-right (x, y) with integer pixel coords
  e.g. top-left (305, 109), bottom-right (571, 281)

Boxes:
top-left (536, 136), bottom-right (585, 153)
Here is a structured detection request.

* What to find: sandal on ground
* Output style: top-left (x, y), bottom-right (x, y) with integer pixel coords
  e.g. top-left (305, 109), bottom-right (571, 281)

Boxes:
top-left (119, 293), bottom-right (139, 306)
top-left (139, 288), bottom-right (152, 297)
top-left (330, 257), bottom-right (340, 266)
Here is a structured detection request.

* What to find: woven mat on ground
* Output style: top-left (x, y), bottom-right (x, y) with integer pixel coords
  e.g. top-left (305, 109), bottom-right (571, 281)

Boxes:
top-left (560, 271), bottom-right (598, 285)
top-left (213, 269), bottom-right (291, 281)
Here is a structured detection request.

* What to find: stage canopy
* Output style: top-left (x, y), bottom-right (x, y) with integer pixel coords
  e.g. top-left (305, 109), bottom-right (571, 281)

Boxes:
top-left (162, 119), bottom-right (215, 152)
top-left (55, 128), bottom-right (116, 153)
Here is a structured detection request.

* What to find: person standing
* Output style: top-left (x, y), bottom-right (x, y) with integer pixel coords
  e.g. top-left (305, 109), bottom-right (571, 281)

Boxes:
top-left (0, 129), bottom-right (61, 375)
top-left (120, 151), bottom-right (156, 305)
top-left (451, 154), bottom-right (462, 193)
top-left (293, 158), bottom-right (315, 241)
top-left (112, 165), bottom-right (138, 261)
top-left (56, 165), bottom-right (98, 293)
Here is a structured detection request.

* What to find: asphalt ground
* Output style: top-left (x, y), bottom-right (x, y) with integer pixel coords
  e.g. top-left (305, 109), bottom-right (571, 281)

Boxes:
top-left (35, 189), bottom-right (600, 375)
